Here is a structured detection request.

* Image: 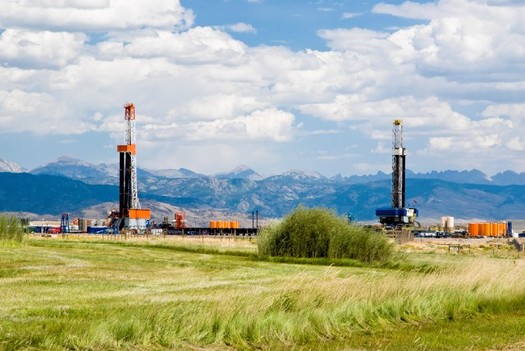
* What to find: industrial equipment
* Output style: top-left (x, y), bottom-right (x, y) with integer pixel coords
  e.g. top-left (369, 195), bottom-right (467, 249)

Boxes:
top-left (114, 103), bottom-right (151, 231)
top-left (375, 120), bottom-right (418, 226)
top-left (175, 212), bottom-right (186, 229)
top-left (60, 213), bottom-right (69, 233)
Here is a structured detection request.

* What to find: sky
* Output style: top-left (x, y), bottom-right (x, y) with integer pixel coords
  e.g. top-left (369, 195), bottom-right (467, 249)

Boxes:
top-left (1, 0), bottom-right (525, 177)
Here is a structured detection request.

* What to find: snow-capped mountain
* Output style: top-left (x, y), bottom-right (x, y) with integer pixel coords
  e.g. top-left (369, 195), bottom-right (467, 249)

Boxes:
top-left (0, 158), bottom-right (25, 173)
top-left (214, 165), bottom-right (264, 181)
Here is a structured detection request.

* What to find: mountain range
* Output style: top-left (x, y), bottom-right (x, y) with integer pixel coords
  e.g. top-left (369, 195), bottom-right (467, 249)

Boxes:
top-left (1, 156), bottom-right (525, 223)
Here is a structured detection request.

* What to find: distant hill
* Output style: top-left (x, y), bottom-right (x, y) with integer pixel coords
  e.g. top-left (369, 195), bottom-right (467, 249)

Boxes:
top-left (31, 157), bottom-right (118, 185)
top-left (0, 172), bottom-right (116, 215)
top-left (1, 170), bottom-right (525, 222)
top-left (491, 170), bottom-right (525, 185)
top-left (405, 169), bottom-right (492, 184)
top-left (1, 157), bottom-right (524, 222)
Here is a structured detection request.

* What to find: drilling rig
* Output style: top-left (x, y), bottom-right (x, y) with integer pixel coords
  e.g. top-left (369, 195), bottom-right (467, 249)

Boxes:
top-left (114, 102), bottom-right (151, 232)
top-left (375, 119), bottom-right (418, 227)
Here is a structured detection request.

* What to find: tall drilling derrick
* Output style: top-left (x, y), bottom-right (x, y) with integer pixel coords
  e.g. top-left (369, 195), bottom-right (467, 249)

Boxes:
top-left (375, 119), bottom-right (417, 227)
top-left (391, 120), bottom-right (405, 209)
top-left (116, 103), bottom-right (150, 231)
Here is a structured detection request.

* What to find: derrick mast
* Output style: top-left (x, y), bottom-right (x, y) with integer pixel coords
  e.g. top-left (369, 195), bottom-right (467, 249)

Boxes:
top-left (391, 119), bottom-right (405, 209)
top-left (116, 103), bottom-right (150, 231)
top-left (375, 119), bottom-right (417, 227)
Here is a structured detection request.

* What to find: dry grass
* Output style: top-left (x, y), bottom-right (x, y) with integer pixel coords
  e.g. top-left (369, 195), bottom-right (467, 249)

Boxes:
top-left (1, 236), bottom-right (525, 350)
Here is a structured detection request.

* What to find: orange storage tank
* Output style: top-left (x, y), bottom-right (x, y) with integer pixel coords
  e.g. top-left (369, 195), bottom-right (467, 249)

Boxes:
top-left (495, 223), bottom-right (501, 237)
top-left (480, 223), bottom-right (490, 237)
top-left (499, 223), bottom-right (505, 236)
top-left (486, 223), bottom-right (493, 236)
top-left (468, 223), bottom-right (479, 237)
top-left (478, 223), bottom-right (485, 236)
top-left (486, 223), bottom-right (493, 237)
top-left (501, 223), bottom-right (507, 236)
top-left (491, 223), bottom-right (499, 237)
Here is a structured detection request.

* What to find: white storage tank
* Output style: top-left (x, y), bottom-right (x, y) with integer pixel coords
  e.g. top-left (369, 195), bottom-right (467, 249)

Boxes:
top-left (446, 216), bottom-right (454, 232)
top-left (440, 216), bottom-right (447, 229)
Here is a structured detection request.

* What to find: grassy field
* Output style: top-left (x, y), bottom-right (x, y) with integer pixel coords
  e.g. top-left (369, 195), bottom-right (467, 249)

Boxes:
top-left (1, 235), bottom-right (525, 350)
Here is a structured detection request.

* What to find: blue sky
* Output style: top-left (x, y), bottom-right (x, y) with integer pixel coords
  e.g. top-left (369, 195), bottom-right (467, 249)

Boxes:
top-left (1, 0), bottom-right (525, 177)
top-left (183, 0), bottom-right (427, 50)
top-left (70, 0), bottom-right (418, 51)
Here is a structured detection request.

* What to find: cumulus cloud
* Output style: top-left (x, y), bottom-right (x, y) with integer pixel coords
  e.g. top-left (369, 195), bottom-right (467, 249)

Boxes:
top-left (245, 109), bottom-right (295, 141)
top-left (0, 0), bottom-right (194, 31)
top-left (1, 0), bottom-right (525, 174)
top-left (169, 94), bottom-right (265, 121)
top-left (506, 137), bottom-right (524, 151)
top-left (0, 89), bottom-right (93, 134)
top-left (97, 27), bottom-right (247, 64)
top-left (481, 103), bottom-right (525, 120)
top-left (172, 108), bottom-right (295, 142)
top-left (375, 0), bottom-right (525, 77)
top-left (0, 29), bottom-right (86, 69)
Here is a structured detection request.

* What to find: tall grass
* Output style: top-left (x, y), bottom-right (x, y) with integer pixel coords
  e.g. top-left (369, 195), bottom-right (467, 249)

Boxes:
top-left (3, 240), bottom-right (525, 350)
top-left (0, 213), bottom-right (25, 244)
top-left (258, 206), bottom-right (394, 262)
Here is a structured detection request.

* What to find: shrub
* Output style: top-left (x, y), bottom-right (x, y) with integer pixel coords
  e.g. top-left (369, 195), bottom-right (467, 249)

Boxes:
top-left (0, 214), bottom-right (26, 243)
top-left (257, 207), bottom-right (394, 263)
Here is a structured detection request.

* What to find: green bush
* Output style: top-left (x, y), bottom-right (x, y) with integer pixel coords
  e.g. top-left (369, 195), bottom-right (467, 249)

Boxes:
top-left (258, 207), bottom-right (393, 262)
top-left (0, 214), bottom-right (26, 243)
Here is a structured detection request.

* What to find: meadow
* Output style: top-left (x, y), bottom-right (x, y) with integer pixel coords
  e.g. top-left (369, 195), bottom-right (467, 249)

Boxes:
top-left (1, 235), bottom-right (525, 350)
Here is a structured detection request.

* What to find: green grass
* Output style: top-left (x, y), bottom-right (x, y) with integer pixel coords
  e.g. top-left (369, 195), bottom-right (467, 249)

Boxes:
top-left (1, 236), bottom-right (525, 350)
top-left (258, 206), bottom-right (394, 262)
top-left (0, 214), bottom-right (25, 245)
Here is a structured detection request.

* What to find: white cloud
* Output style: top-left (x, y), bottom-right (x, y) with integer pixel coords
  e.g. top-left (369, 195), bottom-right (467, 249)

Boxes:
top-left (0, 29), bottom-right (86, 69)
top-left (2, 0), bottom-right (525, 175)
top-left (0, 0), bottom-right (194, 31)
top-left (506, 137), bottom-right (524, 151)
top-left (481, 103), bottom-right (525, 121)
top-left (98, 27), bottom-right (247, 64)
top-left (375, 0), bottom-right (525, 77)
top-left (373, 0), bottom-right (453, 20)
top-left (175, 108), bottom-right (295, 142)
top-left (342, 12), bottom-right (361, 19)
top-left (428, 137), bottom-right (454, 151)
top-left (169, 94), bottom-right (266, 121)
top-left (226, 23), bottom-right (257, 34)
top-left (245, 109), bottom-right (295, 141)
top-left (0, 89), bottom-right (93, 134)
